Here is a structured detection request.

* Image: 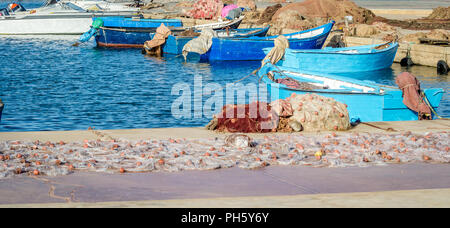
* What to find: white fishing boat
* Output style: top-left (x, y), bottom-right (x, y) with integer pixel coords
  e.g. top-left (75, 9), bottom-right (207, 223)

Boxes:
top-left (0, 0), bottom-right (139, 35)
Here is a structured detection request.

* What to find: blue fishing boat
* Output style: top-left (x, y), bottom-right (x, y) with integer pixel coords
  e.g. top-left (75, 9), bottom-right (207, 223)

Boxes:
top-left (257, 63), bottom-right (444, 122)
top-left (264, 42), bottom-right (399, 73)
top-left (94, 16), bottom-right (183, 48)
top-left (197, 21), bottom-right (335, 61)
top-left (94, 16), bottom-right (244, 48)
top-left (153, 26), bottom-right (271, 55)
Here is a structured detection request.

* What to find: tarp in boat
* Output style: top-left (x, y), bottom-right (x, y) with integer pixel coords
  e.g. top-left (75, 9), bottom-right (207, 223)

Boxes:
top-left (225, 8), bottom-right (242, 20)
top-left (182, 28), bottom-right (216, 61)
top-left (261, 35), bottom-right (289, 66)
top-left (186, 0), bottom-right (223, 19)
top-left (395, 72), bottom-right (431, 118)
top-left (144, 23), bottom-right (171, 51)
top-left (221, 4), bottom-right (238, 18)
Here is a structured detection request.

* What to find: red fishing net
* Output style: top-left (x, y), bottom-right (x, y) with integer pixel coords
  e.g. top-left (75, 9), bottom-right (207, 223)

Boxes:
top-left (186, 0), bottom-right (223, 19)
top-left (215, 102), bottom-right (276, 133)
top-left (395, 72), bottom-right (431, 118)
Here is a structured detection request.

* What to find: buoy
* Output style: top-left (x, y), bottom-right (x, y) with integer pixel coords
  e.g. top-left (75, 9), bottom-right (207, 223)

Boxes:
top-left (400, 46), bottom-right (414, 67)
top-left (437, 60), bottom-right (449, 74)
top-left (400, 57), bottom-right (414, 67)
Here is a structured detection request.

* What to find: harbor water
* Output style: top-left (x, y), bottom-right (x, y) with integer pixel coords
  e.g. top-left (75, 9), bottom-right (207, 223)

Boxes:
top-left (0, 1), bottom-right (449, 132)
top-left (0, 35), bottom-right (448, 132)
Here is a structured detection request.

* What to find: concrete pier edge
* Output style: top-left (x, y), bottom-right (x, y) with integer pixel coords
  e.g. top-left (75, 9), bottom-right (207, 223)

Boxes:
top-left (0, 120), bottom-right (449, 207)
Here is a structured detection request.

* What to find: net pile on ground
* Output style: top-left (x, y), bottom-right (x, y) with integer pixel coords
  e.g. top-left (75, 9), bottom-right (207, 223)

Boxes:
top-left (209, 102), bottom-right (276, 133)
top-left (186, 0), bottom-right (223, 19)
top-left (208, 93), bottom-right (351, 133)
top-left (0, 131), bottom-right (448, 178)
top-left (285, 93), bottom-right (351, 132)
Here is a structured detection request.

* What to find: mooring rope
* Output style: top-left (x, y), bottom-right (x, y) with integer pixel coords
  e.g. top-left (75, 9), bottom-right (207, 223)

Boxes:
top-left (421, 91), bottom-right (449, 120)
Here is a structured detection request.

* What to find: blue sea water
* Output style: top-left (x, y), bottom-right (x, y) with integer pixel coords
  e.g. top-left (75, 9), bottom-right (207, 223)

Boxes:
top-left (0, 35), bottom-right (448, 132)
top-left (0, 2), bottom-right (448, 132)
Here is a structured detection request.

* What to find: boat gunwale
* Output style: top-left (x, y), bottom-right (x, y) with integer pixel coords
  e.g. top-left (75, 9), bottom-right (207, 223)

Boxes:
top-left (216, 21), bottom-right (334, 42)
top-left (281, 42), bottom-right (399, 55)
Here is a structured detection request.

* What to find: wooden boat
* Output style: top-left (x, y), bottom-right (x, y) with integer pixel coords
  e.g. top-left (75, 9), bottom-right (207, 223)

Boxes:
top-left (95, 16), bottom-right (244, 48)
top-left (263, 42), bottom-right (399, 73)
top-left (94, 17), bottom-right (183, 48)
top-left (196, 21), bottom-right (334, 61)
top-left (257, 62), bottom-right (444, 122)
top-left (152, 26), bottom-right (271, 55)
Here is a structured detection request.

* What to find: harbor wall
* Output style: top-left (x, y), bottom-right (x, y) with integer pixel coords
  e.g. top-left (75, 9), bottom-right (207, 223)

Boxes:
top-left (345, 36), bottom-right (450, 68)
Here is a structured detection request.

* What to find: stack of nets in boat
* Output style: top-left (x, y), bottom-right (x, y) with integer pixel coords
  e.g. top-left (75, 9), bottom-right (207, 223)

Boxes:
top-left (207, 93), bottom-right (351, 133)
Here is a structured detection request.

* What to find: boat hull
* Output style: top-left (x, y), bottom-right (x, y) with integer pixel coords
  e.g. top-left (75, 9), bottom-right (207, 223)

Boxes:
top-left (151, 27), bottom-right (270, 55)
top-left (200, 22), bottom-right (334, 61)
top-left (95, 17), bottom-right (247, 48)
top-left (0, 12), bottom-right (140, 35)
top-left (0, 17), bottom-right (92, 35)
top-left (273, 42), bottom-right (399, 73)
top-left (95, 18), bottom-right (184, 48)
top-left (259, 65), bottom-right (444, 122)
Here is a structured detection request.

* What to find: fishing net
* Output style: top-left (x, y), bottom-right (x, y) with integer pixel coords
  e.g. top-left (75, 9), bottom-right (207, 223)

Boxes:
top-left (182, 28), bottom-right (216, 61)
top-left (208, 93), bottom-right (351, 133)
top-left (395, 72), bottom-right (431, 119)
top-left (209, 102), bottom-right (276, 133)
top-left (186, 0), bottom-right (223, 19)
top-left (287, 93), bottom-right (351, 131)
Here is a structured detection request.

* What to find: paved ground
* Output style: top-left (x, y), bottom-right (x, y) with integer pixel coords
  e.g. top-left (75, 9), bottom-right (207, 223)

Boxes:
top-left (4, 188), bottom-right (450, 208)
top-left (0, 164), bottom-right (449, 207)
top-left (0, 120), bottom-right (449, 207)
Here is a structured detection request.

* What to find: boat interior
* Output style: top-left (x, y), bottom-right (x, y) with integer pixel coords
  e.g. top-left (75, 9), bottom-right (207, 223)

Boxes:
top-left (267, 70), bottom-right (379, 93)
top-left (287, 42), bottom-right (397, 54)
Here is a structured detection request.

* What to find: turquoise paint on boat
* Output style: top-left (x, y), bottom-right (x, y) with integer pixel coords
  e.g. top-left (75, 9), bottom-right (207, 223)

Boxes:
top-left (264, 42), bottom-right (399, 73)
top-left (257, 63), bottom-right (444, 122)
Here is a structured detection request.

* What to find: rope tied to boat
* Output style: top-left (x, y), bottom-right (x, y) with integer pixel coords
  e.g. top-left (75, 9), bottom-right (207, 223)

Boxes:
top-left (261, 35), bottom-right (289, 67)
top-left (420, 91), bottom-right (448, 120)
top-left (399, 83), bottom-right (416, 90)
